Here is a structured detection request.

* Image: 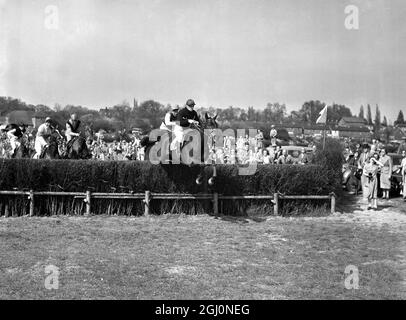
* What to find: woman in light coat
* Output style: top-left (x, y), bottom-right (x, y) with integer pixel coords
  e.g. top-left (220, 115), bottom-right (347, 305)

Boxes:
top-left (362, 153), bottom-right (383, 210)
top-left (379, 148), bottom-right (392, 199)
top-left (401, 150), bottom-right (406, 201)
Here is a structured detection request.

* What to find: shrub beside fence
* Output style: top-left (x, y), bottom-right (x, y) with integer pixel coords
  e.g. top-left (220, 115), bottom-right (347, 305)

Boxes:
top-left (0, 149), bottom-right (342, 216)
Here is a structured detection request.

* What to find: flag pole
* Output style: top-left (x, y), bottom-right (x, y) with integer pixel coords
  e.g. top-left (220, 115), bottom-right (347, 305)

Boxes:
top-left (316, 104), bottom-right (328, 150)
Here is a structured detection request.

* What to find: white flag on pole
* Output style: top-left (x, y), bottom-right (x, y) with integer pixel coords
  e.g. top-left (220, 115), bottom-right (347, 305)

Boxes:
top-left (316, 105), bottom-right (328, 124)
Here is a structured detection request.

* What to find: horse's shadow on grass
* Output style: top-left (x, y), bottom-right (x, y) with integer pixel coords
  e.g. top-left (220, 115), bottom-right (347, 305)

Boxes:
top-left (372, 204), bottom-right (394, 211)
top-left (208, 213), bottom-right (268, 224)
top-left (336, 192), bottom-right (401, 213)
top-left (336, 192), bottom-right (364, 213)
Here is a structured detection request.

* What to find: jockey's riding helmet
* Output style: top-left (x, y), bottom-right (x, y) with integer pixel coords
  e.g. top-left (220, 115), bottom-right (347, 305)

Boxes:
top-left (45, 117), bottom-right (52, 123)
top-left (186, 99), bottom-right (196, 107)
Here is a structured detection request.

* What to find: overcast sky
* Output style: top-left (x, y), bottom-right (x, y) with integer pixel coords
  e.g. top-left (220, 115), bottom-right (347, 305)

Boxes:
top-left (1, 0), bottom-right (405, 121)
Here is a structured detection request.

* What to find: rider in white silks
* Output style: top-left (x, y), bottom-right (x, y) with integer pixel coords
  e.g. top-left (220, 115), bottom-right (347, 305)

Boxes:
top-left (33, 117), bottom-right (54, 159)
top-left (169, 99), bottom-right (201, 154)
top-left (2, 124), bottom-right (24, 156)
top-left (160, 105), bottom-right (179, 134)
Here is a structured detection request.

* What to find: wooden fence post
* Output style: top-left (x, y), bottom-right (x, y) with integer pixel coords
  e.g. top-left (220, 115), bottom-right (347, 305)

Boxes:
top-left (144, 191), bottom-right (150, 216)
top-left (273, 193), bottom-right (279, 215)
top-left (85, 190), bottom-right (91, 216)
top-left (213, 192), bottom-right (219, 215)
top-left (29, 190), bottom-right (34, 217)
top-left (330, 193), bottom-right (336, 214)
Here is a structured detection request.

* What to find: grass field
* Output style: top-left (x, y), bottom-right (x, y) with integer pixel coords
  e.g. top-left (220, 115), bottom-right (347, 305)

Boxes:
top-left (0, 196), bottom-right (405, 299)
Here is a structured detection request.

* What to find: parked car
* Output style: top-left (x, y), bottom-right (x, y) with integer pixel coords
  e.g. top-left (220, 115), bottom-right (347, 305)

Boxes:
top-left (388, 153), bottom-right (404, 196)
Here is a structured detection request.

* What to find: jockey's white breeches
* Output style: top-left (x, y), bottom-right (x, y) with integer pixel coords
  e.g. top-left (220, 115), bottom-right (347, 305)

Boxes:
top-left (7, 134), bottom-right (20, 153)
top-left (34, 136), bottom-right (48, 158)
top-left (66, 134), bottom-right (73, 142)
top-left (170, 125), bottom-right (184, 151)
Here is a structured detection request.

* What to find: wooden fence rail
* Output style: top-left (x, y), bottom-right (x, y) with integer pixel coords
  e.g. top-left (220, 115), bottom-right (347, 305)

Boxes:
top-left (0, 190), bottom-right (336, 216)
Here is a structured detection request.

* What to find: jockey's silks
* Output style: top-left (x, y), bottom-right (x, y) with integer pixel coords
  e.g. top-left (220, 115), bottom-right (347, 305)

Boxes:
top-left (177, 107), bottom-right (201, 127)
top-left (66, 120), bottom-right (81, 133)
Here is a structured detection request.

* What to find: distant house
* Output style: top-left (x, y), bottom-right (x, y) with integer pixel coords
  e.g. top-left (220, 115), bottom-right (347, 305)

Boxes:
top-left (2, 110), bottom-right (46, 128)
top-left (303, 125), bottom-right (326, 136)
top-left (395, 123), bottom-right (406, 135)
top-left (331, 125), bottom-right (371, 140)
top-left (283, 123), bottom-right (327, 137)
top-left (337, 117), bottom-right (367, 128)
top-left (386, 127), bottom-right (406, 141)
top-left (283, 123), bottom-right (305, 136)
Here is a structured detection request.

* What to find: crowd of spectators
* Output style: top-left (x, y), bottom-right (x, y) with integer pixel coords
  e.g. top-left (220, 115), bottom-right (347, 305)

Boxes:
top-left (203, 133), bottom-right (316, 165)
top-left (0, 127), bottom-right (319, 165)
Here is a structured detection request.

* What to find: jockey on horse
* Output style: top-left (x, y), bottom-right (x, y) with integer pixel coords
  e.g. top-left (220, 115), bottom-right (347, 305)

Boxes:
top-left (1, 123), bottom-right (27, 158)
top-left (33, 117), bottom-right (59, 159)
top-left (64, 113), bottom-right (91, 159)
top-left (160, 105), bottom-right (179, 133)
top-left (65, 113), bottom-right (81, 151)
top-left (170, 99), bottom-right (201, 155)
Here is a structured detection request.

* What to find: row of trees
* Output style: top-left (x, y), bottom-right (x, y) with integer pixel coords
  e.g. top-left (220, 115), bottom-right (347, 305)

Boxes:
top-left (0, 96), bottom-right (404, 134)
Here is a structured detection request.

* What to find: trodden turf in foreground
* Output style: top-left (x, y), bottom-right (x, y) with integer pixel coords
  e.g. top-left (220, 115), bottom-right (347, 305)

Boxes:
top-left (0, 197), bottom-right (405, 299)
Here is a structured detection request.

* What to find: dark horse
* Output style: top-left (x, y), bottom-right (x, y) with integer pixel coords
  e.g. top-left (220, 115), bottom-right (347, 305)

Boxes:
top-left (140, 113), bottom-right (218, 163)
top-left (64, 136), bottom-right (91, 159)
top-left (39, 135), bottom-right (61, 159)
top-left (141, 113), bottom-right (219, 183)
top-left (12, 142), bottom-right (31, 159)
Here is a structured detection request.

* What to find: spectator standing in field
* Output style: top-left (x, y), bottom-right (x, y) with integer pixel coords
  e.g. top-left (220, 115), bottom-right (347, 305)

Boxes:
top-left (354, 143), bottom-right (361, 154)
top-left (379, 148), bottom-right (392, 199)
top-left (274, 146), bottom-right (282, 162)
top-left (266, 145), bottom-right (275, 162)
top-left (348, 151), bottom-right (360, 167)
top-left (255, 147), bottom-right (263, 163)
top-left (270, 125), bottom-right (277, 147)
top-left (358, 144), bottom-right (370, 199)
top-left (343, 147), bottom-right (353, 162)
top-left (277, 149), bottom-right (293, 164)
top-left (362, 154), bottom-right (383, 210)
top-left (255, 130), bottom-right (264, 149)
top-left (298, 148), bottom-right (309, 165)
top-left (262, 149), bottom-right (271, 164)
top-left (401, 150), bottom-right (406, 200)
top-left (369, 144), bottom-right (377, 158)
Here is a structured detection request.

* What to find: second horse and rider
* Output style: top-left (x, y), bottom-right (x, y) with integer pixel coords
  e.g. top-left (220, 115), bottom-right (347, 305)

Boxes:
top-left (1, 112), bottom-right (87, 159)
